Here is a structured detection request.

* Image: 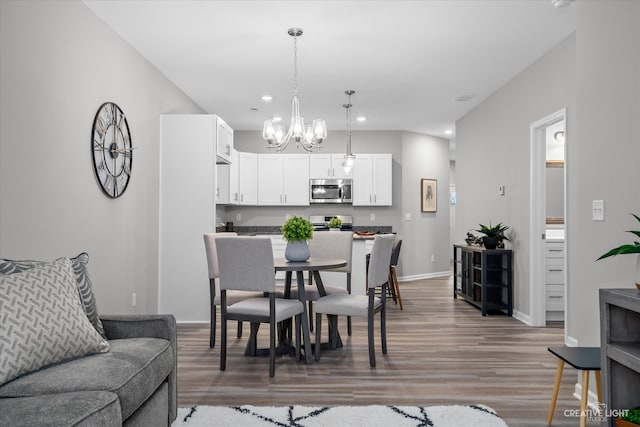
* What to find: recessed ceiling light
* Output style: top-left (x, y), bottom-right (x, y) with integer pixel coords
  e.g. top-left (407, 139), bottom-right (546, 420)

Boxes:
top-left (356, 116), bottom-right (366, 122)
top-left (272, 117), bottom-right (282, 123)
top-left (261, 95), bottom-right (273, 102)
top-left (455, 94), bottom-right (476, 102)
top-left (444, 130), bottom-right (453, 135)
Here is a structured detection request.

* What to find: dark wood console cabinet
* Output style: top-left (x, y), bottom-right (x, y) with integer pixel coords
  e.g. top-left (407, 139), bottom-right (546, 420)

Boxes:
top-left (599, 288), bottom-right (640, 426)
top-left (453, 244), bottom-right (513, 316)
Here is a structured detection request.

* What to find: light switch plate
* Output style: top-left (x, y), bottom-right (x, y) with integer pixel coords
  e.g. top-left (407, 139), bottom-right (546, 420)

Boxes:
top-left (498, 185), bottom-right (505, 196)
top-left (369, 213), bottom-right (376, 221)
top-left (592, 200), bottom-right (604, 221)
top-left (405, 212), bottom-right (412, 221)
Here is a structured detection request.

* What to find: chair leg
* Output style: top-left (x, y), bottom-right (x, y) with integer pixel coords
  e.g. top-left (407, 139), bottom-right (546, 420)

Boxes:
top-left (329, 315), bottom-right (339, 350)
top-left (300, 306), bottom-right (313, 365)
top-left (381, 302), bottom-right (387, 355)
top-left (546, 358), bottom-right (564, 425)
top-left (388, 270), bottom-right (398, 304)
top-left (595, 370), bottom-right (602, 410)
top-left (269, 318), bottom-right (276, 378)
top-left (347, 316), bottom-right (352, 336)
top-left (391, 266), bottom-right (403, 310)
top-left (220, 315), bottom-right (227, 371)
top-left (237, 321), bottom-right (243, 339)
top-left (368, 310), bottom-right (376, 368)
top-left (210, 304), bottom-right (217, 348)
top-left (315, 313), bottom-right (322, 362)
top-left (295, 315), bottom-right (301, 361)
top-left (308, 300), bottom-right (314, 332)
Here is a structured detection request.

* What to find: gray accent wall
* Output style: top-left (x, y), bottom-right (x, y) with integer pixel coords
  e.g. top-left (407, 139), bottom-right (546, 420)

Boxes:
top-left (455, 34), bottom-right (576, 319)
top-left (0, 1), bottom-right (204, 314)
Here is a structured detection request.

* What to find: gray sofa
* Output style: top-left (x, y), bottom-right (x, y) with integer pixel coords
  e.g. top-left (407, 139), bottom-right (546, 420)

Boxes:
top-left (0, 314), bottom-right (177, 427)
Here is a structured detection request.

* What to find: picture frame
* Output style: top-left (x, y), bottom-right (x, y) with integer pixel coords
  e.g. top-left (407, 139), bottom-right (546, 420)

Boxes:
top-left (421, 179), bottom-right (437, 212)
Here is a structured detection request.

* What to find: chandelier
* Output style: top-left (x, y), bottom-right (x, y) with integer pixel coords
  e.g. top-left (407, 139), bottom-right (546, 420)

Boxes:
top-left (342, 90), bottom-right (356, 172)
top-left (262, 28), bottom-right (327, 152)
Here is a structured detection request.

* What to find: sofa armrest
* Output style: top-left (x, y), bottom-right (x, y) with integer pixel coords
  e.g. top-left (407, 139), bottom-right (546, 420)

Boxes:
top-left (100, 314), bottom-right (177, 424)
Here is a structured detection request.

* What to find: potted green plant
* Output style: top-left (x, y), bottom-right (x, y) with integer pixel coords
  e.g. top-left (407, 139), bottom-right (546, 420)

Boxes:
top-left (327, 217), bottom-right (342, 231)
top-left (617, 408), bottom-right (640, 427)
top-left (597, 213), bottom-right (640, 292)
top-left (475, 222), bottom-right (510, 250)
top-left (281, 215), bottom-right (314, 262)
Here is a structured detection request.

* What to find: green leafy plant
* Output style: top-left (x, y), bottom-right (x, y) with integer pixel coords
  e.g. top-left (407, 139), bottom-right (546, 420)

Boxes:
top-left (620, 408), bottom-right (640, 425)
top-left (475, 222), bottom-right (510, 241)
top-left (327, 217), bottom-right (343, 229)
top-left (597, 213), bottom-right (640, 260)
top-left (281, 216), bottom-right (313, 242)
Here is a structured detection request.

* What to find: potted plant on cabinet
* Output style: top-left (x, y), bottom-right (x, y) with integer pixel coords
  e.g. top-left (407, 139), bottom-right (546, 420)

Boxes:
top-left (327, 217), bottom-right (342, 231)
top-left (281, 215), bottom-right (314, 262)
top-left (475, 222), bottom-right (510, 250)
top-left (597, 213), bottom-right (640, 292)
top-left (617, 408), bottom-right (640, 427)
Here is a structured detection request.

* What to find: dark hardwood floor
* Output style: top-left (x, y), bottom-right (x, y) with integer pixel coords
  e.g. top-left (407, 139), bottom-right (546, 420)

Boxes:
top-left (176, 275), bottom-right (599, 426)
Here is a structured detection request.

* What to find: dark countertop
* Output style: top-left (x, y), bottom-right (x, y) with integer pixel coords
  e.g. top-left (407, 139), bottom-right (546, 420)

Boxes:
top-left (216, 225), bottom-right (393, 235)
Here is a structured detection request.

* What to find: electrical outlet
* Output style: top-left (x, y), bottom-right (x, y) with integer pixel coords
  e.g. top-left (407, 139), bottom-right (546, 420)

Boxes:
top-left (498, 185), bottom-right (506, 196)
top-left (131, 293), bottom-right (137, 307)
top-left (236, 213), bottom-right (241, 221)
top-left (370, 213), bottom-right (375, 221)
top-left (405, 212), bottom-right (412, 221)
top-left (592, 200), bottom-right (604, 221)
top-left (431, 255), bottom-right (435, 262)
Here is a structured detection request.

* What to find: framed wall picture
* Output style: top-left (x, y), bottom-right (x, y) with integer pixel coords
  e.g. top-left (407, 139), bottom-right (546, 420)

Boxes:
top-left (421, 179), bottom-right (437, 212)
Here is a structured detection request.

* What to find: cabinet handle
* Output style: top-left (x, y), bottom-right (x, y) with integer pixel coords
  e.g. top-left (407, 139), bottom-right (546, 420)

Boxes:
top-left (328, 168), bottom-right (331, 177)
top-left (548, 249), bottom-right (563, 252)
top-left (331, 168), bottom-right (335, 177)
top-left (225, 144), bottom-right (231, 155)
top-left (374, 194), bottom-right (377, 203)
top-left (216, 187), bottom-right (219, 197)
top-left (369, 195), bottom-right (372, 203)
top-left (233, 192), bottom-right (238, 201)
top-left (548, 268), bottom-right (563, 272)
top-left (548, 295), bottom-right (563, 299)
top-left (241, 194), bottom-right (244, 202)
top-left (284, 194), bottom-right (287, 203)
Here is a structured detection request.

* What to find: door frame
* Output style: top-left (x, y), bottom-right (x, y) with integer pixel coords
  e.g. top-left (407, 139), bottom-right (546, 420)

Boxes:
top-left (529, 108), bottom-right (567, 328)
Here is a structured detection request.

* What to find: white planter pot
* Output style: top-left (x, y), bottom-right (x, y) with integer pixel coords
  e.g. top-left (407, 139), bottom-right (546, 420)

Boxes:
top-left (285, 240), bottom-right (310, 262)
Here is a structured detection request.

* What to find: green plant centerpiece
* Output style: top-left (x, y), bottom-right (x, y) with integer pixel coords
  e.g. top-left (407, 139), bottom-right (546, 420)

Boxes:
top-left (597, 213), bottom-right (640, 292)
top-left (327, 216), bottom-right (342, 230)
top-left (475, 222), bottom-right (510, 250)
top-left (281, 215), bottom-right (314, 262)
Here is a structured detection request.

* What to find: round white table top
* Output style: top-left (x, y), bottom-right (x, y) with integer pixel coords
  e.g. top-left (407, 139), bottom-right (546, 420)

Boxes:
top-left (273, 257), bottom-right (347, 271)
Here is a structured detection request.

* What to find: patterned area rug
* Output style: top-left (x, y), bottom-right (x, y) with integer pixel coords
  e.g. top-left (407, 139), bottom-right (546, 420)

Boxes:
top-left (173, 404), bottom-right (510, 427)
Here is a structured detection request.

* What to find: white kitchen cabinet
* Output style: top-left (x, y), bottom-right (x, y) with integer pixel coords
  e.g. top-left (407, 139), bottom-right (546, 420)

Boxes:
top-left (158, 114), bottom-right (216, 321)
top-left (309, 153), bottom-right (352, 179)
top-left (545, 240), bottom-right (565, 320)
top-left (257, 154), bottom-right (310, 206)
top-left (215, 115), bottom-right (233, 164)
top-left (352, 153), bottom-right (392, 206)
top-left (235, 151), bottom-right (257, 205)
top-left (216, 163), bottom-right (230, 204)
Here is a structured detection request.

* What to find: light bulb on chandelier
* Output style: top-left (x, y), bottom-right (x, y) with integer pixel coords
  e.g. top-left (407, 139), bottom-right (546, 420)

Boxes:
top-left (263, 28), bottom-right (326, 152)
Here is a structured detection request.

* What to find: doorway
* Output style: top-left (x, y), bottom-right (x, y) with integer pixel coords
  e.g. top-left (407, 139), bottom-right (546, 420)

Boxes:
top-left (529, 108), bottom-right (567, 330)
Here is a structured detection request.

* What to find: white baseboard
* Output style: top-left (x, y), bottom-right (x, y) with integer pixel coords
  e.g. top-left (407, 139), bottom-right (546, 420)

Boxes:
top-left (398, 271), bottom-right (451, 282)
top-left (566, 336), bottom-right (578, 347)
top-left (511, 310), bottom-right (532, 326)
top-left (176, 320), bottom-right (209, 325)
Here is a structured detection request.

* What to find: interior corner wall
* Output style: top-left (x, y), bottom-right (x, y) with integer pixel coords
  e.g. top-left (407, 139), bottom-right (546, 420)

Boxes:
top-left (568, 1), bottom-right (640, 345)
top-left (0, 1), bottom-right (203, 314)
top-left (400, 131), bottom-right (451, 278)
top-left (454, 34), bottom-right (576, 320)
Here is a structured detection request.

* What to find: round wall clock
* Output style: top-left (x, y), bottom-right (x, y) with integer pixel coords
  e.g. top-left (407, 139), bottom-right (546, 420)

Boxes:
top-left (91, 102), bottom-right (133, 198)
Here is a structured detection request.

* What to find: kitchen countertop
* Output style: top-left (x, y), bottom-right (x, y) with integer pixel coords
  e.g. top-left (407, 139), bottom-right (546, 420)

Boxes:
top-left (217, 226), bottom-right (393, 237)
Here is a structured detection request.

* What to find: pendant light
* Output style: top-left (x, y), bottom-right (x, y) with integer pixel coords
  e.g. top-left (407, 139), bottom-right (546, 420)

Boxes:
top-left (343, 90), bottom-right (356, 172)
top-left (262, 28), bottom-right (327, 152)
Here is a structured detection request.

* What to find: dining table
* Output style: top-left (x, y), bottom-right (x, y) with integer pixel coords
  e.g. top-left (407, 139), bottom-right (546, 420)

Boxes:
top-left (244, 257), bottom-right (347, 364)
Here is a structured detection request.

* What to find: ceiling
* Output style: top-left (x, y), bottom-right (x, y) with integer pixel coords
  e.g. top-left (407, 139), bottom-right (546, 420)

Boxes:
top-left (83, 0), bottom-right (575, 139)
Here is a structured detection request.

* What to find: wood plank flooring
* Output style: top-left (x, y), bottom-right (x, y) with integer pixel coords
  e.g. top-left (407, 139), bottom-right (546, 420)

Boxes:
top-left (176, 275), bottom-right (599, 426)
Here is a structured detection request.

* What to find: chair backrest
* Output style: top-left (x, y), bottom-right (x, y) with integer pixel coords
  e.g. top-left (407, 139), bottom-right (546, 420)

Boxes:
top-left (367, 234), bottom-right (395, 289)
top-left (215, 237), bottom-right (275, 292)
top-left (203, 232), bottom-right (238, 279)
top-left (390, 236), bottom-right (402, 267)
top-left (309, 231), bottom-right (353, 273)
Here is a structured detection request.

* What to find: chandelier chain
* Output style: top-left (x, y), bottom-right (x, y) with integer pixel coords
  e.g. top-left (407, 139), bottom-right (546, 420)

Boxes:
top-left (293, 35), bottom-right (298, 95)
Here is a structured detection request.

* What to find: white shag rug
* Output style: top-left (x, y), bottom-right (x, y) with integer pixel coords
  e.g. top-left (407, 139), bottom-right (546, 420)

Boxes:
top-left (173, 404), bottom-right (509, 427)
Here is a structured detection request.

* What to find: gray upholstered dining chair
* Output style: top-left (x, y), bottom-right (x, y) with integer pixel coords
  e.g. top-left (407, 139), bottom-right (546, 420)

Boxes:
top-left (215, 236), bottom-right (311, 377)
top-left (388, 236), bottom-right (403, 310)
top-left (313, 234), bottom-right (395, 367)
top-left (290, 231), bottom-right (354, 335)
top-left (203, 232), bottom-right (264, 348)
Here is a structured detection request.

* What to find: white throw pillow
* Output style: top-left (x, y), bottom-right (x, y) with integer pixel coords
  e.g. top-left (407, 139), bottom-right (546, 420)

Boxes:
top-left (0, 257), bottom-right (110, 385)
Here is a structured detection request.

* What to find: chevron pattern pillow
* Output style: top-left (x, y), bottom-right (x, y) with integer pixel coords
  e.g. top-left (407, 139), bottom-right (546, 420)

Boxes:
top-left (0, 257), bottom-right (110, 385)
top-left (0, 253), bottom-right (105, 338)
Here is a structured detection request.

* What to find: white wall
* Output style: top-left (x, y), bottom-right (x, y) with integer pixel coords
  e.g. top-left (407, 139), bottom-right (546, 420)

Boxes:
top-left (455, 34), bottom-right (576, 319)
top-left (568, 1), bottom-right (640, 345)
top-left (0, 1), bottom-right (203, 314)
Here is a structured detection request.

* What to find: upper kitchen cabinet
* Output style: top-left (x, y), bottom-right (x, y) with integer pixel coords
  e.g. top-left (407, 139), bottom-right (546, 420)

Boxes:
top-left (309, 153), bottom-right (352, 179)
top-left (229, 149), bottom-right (257, 205)
top-left (258, 154), bottom-right (310, 206)
top-left (214, 115), bottom-right (234, 164)
top-left (353, 153), bottom-right (392, 206)
top-left (216, 163), bottom-right (230, 205)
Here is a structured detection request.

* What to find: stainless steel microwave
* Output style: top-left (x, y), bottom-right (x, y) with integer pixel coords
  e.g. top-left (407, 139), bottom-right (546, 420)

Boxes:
top-left (309, 179), bottom-right (352, 204)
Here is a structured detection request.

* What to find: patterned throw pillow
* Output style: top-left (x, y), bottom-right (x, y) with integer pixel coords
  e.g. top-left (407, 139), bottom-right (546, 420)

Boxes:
top-left (0, 253), bottom-right (105, 338)
top-left (0, 257), bottom-right (110, 385)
